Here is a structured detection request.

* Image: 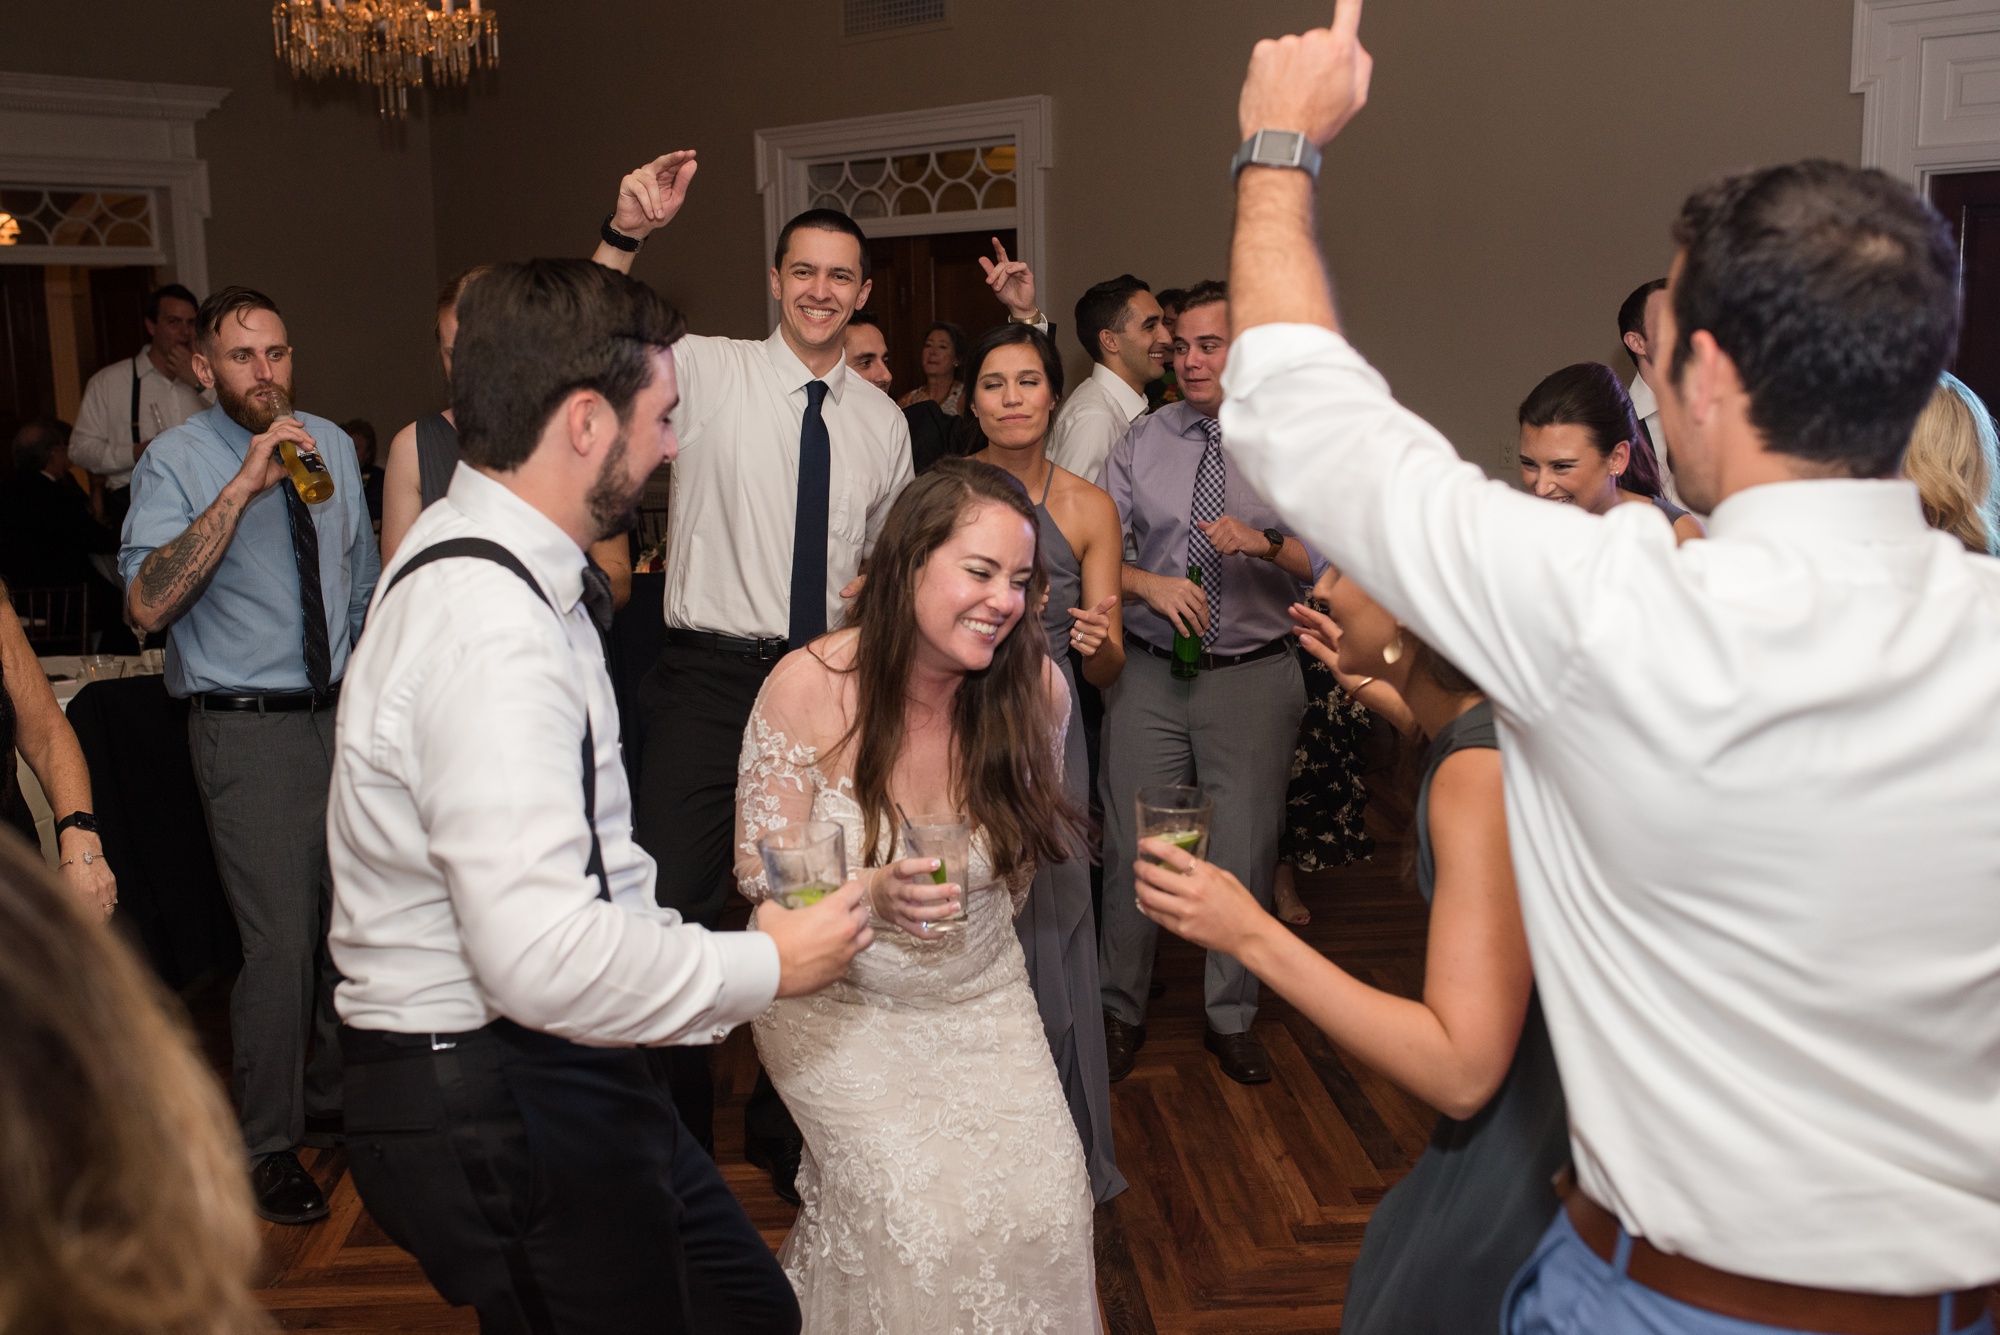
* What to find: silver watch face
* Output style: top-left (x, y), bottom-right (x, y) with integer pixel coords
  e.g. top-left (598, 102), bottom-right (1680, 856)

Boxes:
top-left (1253, 130), bottom-right (1305, 168)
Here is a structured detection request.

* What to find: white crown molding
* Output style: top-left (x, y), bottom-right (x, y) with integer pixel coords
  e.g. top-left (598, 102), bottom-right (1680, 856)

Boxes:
top-left (1854, 0), bottom-right (2000, 190)
top-left (0, 71), bottom-right (228, 292)
top-left (755, 95), bottom-right (1054, 329)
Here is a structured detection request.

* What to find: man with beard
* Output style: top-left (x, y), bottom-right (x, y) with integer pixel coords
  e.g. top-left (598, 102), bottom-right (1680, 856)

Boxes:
top-left (120, 285), bottom-right (378, 1225)
top-left (327, 259), bottom-right (867, 1333)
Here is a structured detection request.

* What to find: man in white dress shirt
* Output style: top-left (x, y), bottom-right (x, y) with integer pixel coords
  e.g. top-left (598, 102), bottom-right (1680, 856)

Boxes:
top-left (1045, 274), bottom-right (1171, 485)
top-left (1200, 8), bottom-right (1998, 1333)
top-left (71, 283), bottom-right (209, 527)
top-left (329, 258), bottom-right (871, 1334)
top-left (1618, 277), bottom-right (1691, 510)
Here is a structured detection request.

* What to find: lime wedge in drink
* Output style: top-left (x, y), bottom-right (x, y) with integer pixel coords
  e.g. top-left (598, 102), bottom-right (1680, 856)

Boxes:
top-left (929, 862), bottom-right (950, 885)
top-left (782, 882), bottom-right (837, 908)
top-left (1144, 828), bottom-right (1205, 863)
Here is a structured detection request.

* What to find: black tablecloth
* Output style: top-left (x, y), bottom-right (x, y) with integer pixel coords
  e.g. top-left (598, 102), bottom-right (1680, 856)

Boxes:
top-left (66, 676), bottom-right (239, 990)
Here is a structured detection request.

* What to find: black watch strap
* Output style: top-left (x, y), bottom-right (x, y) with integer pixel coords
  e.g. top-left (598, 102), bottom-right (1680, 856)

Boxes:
top-left (1263, 527), bottom-right (1286, 559)
top-left (55, 810), bottom-right (99, 836)
top-left (599, 214), bottom-right (642, 254)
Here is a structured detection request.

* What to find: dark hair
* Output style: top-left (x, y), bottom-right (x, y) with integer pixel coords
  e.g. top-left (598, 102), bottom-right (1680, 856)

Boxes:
top-left (451, 259), bottom-right (686, 472)
top-left (1617, 279), bottom-right (1665, 367)
top-left (837, 458), bottom-right (1086, 879)
top-left (1075, 273), bottom-right (1150, 365)
top-left (773, 208), bottom-right (871, 282)
top-left (341, 418), bottom-right (378, 460)
top-left (195, 286), bottom-right (281, 348)
top-left (436, 264), bottom-right (494, 335)
top-left (846, 309), bottom-right (882, 329)
top-left (1157, 287), bottom-right (1189, 316)
top-left (1668, 160), bottom-right (1957, 478)
top-left (922, 320), bottom-right (968, 370)
top-left (1177, 279), bottom-right (1228, 318)
top-left (144, 284), bottom-right (199, 323)
top-left (10, 417), bottom-right (69, 474)
top-left (961, 322), bottom-right (1065, 421)
top-left (1518, 362), bottom-right (1663, 499)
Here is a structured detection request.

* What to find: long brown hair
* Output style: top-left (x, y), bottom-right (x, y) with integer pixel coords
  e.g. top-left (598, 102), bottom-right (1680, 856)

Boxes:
top-left (0, 833), bottom-right (268, 1334)
top-left (838, 458), bottom-right (1086, 878)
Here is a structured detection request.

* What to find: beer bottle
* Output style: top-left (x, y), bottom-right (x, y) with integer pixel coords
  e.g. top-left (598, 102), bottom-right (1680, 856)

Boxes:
top-left (269, 389), bottom-right (336, 505)
top-left (1171, 565), bottom-right (1203, 680)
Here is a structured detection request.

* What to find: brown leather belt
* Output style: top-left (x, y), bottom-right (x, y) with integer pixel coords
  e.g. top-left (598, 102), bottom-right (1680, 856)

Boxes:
top-left (1556, 1170), bottom-right (1992, 1334)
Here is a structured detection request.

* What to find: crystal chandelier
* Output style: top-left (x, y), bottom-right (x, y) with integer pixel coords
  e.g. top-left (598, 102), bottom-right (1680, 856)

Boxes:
top-left (272, 0), bottom-right (499, 119)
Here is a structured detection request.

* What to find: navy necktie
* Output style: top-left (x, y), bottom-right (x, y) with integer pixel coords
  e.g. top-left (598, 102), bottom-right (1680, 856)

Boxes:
top-left (280, 480), bottom-right (333, 698)
top-left (788, 380), bottom-right (832, 648)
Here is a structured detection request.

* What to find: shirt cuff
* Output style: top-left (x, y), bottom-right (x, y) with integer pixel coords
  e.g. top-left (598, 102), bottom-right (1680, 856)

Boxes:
top-left (704, 925), bottom-right (782, 1036)
top-left (1221, 322), bottom-right (1365, 399)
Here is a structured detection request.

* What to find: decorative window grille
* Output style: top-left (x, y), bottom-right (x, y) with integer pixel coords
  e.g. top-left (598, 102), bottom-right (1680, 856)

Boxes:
top-left (806, 143), bottom-right (1016, 220)
top-left (842, 0), bottom-right (947, 38)
top-left (0, 186), bottom-right (157, 251)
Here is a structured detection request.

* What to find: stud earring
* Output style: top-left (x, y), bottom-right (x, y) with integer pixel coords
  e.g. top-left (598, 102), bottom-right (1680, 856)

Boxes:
top-left (1382, 631), bottom-right (1404, 665)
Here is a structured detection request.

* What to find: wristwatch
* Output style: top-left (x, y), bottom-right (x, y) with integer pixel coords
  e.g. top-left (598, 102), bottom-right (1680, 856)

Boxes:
top-left (55, 810), bottom-right (99, 836)
top-left (1262, 527), bottom-right (1285, 561)
top-left (1231, 129), bottom-right (1323, 182)
top-left (599, 213), bottom-right (642, 254)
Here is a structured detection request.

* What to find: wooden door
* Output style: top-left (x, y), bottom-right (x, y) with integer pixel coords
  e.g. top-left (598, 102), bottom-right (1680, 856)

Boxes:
top-left (865, 227), bottom-right (1018, 401)
top-left (0, 265), bottom-right (56, 450)
top-left (1930, 170), bottom-right (2000, 410)
top-left (87, 265), bottom-right (156, 380)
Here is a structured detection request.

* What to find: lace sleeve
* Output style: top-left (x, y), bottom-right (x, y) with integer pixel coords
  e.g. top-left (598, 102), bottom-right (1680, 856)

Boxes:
top-left (734, 701), bottom-right (823, 904)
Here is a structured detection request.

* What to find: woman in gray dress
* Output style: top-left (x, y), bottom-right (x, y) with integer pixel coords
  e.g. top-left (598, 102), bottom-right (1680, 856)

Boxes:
top-left (1131, 569), bottom-right (1568, 1332)
top-left (965, 321), bottom-right (1129, 1203)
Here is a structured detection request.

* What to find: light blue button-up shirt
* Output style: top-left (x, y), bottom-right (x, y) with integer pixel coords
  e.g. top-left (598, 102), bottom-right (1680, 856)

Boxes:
top-left (120, 403), bottom-right (379, 697)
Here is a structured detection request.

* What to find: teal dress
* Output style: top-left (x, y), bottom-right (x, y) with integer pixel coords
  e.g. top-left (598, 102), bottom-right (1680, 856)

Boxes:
top-left (1340, 701), bottom-right (1570, 1334)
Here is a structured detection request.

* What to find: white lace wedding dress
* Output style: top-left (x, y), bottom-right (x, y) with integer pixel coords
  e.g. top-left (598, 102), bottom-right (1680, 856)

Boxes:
top-left (734, 650), bottom-right (1098, 1335)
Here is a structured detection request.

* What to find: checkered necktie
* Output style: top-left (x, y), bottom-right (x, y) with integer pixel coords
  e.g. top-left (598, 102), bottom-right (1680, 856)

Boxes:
top-left (1188, 417), bottom-right (1226, 646)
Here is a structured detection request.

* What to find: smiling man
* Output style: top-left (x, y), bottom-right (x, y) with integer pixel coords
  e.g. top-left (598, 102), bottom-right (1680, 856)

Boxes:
top-left (1047, 274), bottom-right (1173, 486)
top-left (590, 152), bottom-right (911, 1193)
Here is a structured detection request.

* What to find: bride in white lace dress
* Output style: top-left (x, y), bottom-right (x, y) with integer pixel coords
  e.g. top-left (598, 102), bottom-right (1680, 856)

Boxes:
top-left (735, 459), bottom-right (1099, 1334)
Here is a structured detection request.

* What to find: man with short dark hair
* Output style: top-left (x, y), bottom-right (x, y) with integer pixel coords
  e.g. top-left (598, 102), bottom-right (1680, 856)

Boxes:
top-left (72, 283), bottom-right (208, 527)
top-left (1047, 274), bottom-right (1171, 484)
top-left (842, 309), bottom-right (894, 394)
top-left (330, 257), bottom-right (866, 1334)
top-left (0, 420), bottom-right (119, 615)
top-left (120, 285), bottom-right (378, 1226)
top-left (1211, 9), bottom-right (2000, 1331)
top-left (1617, 277), bottom-right (1687, 508)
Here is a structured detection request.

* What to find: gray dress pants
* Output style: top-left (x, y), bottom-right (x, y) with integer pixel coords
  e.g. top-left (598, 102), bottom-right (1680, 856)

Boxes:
top-left (188, 704), bottom-right (343, 1159)
top-left (1098, 646), bottom-right (1306, 1034)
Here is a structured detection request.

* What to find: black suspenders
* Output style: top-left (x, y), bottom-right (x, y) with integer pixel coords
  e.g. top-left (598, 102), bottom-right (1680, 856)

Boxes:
top-left (128, 354), bottom-right (143, 446)
top-left (383, 538), bottom-right (610, 902)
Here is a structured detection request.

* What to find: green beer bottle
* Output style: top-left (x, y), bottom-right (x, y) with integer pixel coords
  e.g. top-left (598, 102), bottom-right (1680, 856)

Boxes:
top-left (1171, 565), bottom-right (1203, 680)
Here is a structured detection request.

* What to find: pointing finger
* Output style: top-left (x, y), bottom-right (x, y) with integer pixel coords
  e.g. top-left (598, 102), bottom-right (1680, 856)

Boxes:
top-left (1333, 0), bottom-right (1364, 39)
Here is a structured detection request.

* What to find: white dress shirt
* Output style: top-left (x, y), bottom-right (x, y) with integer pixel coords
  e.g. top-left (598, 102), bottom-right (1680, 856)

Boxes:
top-left (663, 328), bottom-right (912, 640)
top-left (1223, 323), bottom-right (2000, 1292)
top-left (329, 464), bottom-right (780, 1045)
top-left (1046, 362), bottom-right (1149, 487)
top-left (1625, 370), bottom-right (1692, 512)
top-left (71, 348), bottom-right (210, 490)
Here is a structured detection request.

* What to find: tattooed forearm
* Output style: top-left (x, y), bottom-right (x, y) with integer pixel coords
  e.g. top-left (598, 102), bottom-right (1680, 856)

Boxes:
top-left (130, 493), bottom-right (247, 632)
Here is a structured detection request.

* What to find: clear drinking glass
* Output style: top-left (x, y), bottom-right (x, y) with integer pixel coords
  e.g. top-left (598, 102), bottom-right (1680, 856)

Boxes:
top-left (1135, 785), bottom-right (1214, 865)
top-left (78, 654), bottom-right (126, 683)
top-left (904, 812), bottom-right (972, 936)
top-left (758, 822), bottom-right (847, 910)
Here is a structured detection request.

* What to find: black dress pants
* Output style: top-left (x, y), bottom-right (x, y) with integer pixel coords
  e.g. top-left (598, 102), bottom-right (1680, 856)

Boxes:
top-left (632, 640), bottom-right (798, 1154)
top-left (341, 1021), bottom-right (798, 1335)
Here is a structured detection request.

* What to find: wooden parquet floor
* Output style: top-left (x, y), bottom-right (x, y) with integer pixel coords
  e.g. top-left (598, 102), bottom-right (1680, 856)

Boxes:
top-left (191, 812), bottom-right (1433, 1332)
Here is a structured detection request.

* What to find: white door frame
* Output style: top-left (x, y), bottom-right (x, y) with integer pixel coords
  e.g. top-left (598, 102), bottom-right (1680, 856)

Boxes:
top-left (1854, 0), bottom-right (2000, 192)
top-left (754, 95), bottom-right (1054, 328)
top-left (0, 72), bottom-right (228, 293)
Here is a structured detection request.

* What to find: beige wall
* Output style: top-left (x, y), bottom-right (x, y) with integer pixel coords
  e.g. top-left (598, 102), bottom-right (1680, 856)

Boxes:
top-left (6, 1), bottom-right (1861, 473)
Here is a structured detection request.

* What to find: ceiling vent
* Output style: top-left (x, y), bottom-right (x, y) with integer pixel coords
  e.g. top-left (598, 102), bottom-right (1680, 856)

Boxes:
top-left (842, 0), bottom-right (948, 39)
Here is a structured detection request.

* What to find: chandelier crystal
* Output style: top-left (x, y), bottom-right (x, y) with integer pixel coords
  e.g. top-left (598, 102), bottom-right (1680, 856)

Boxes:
top-left (272, 0), bottom-right (499, 119)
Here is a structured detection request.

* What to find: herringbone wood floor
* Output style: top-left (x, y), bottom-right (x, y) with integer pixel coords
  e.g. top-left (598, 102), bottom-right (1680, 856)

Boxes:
top-left (195, 801), bottom-right (1435, 1331)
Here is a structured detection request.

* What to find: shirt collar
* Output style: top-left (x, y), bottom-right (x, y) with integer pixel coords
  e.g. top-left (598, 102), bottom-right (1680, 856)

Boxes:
top-left (1156, 399), bottom-right (1210, 439)
top-left (1091, 361), bottom-right (1148, 422)
top-left (442, 465), bottom-right (588, 613)
top-left (1627, 371), bottom-right (1658, 418)
top-left (203, 402), bottom-right (253, 455)
top-left (764, 326), bottom-right (849, 405)
top-left (1703, 477), bottom-right (1931, 545)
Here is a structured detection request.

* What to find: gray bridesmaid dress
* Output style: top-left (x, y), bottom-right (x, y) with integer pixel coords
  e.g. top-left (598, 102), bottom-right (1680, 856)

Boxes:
top-left (414, 412), bottom-right (457, 508)
top-left (1022, 465), bottom-right (1126, 1203)
top-left (1339, 700), bottom-right (1570, 1333)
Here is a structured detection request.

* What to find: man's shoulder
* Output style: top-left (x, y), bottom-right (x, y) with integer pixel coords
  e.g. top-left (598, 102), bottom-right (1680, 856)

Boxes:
top-left (81, 354), bottom-right (135, 395)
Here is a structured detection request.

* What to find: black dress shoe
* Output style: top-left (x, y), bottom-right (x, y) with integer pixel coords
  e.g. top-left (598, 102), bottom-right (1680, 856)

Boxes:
top-left (302, 1113), bottom-right (344, 1148)
top-left (251, 1150), bottom-right (330, 1225)
top-left (745, 1135), bottom-right (804, 1207)
top-left (1103, 1012), bottom-right (1146, 1083)
top-left (1204, 1027), bottom-right (1273, 1085)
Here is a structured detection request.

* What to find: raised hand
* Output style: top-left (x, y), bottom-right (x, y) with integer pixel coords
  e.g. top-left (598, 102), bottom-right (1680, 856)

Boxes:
top-left (235, 417), bottom-right (313, 500)
top-left (1289, 599), bottom-right (1342, 671)
top-left (1238, 0), bottom-right (1372, 146)
top-left (611, 150), bottom-right (699, 241)
top-left (1068, 594), bottom-right (1118, 657)
top-left (979, 237), bottom-right (1040, 321)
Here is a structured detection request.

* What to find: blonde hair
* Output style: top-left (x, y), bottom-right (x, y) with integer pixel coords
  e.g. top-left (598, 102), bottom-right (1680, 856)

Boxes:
top-left (0, 834), bottom-right (269, 1334)
top-left (1903, 373), bottom-right (2000, 554)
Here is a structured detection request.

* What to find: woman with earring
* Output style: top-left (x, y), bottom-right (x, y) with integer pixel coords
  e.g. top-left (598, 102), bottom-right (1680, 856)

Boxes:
top-left (964, 320), bottom-right (1128, 1202)
top-left (1517, 363), bottom-right (1704, 545)
top-left (897, 320), bottom-right (968, 414)
top-left (1132, 568), bottom-right (1568, 1335)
